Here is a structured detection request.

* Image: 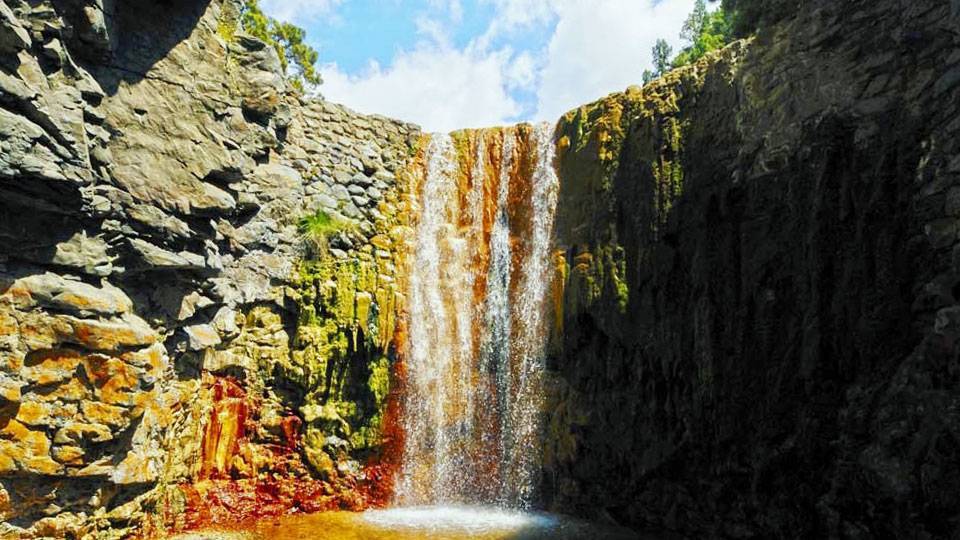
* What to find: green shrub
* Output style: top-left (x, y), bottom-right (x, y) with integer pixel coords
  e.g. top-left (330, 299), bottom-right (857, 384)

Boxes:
top-left (643, 0), bottom-right (735, 83)
top-left (672, 5), bottom-right (733, 68)
top-left (299, 210), bottom-right (357, 258)
top-left (240, 0), bottom-right (322, 92)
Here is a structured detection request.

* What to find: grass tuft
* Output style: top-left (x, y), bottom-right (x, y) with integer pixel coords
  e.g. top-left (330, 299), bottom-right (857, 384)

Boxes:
top-left (299, 210), bottom-right (358, 258)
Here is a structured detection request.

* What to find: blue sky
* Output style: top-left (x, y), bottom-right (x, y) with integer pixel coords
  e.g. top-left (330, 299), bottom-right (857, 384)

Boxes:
top-left (260, 0), bottom-right (699, 132)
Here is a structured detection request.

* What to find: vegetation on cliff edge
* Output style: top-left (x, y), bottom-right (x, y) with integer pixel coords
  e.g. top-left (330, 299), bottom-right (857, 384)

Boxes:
top-left (646, 0), bottom-right (790, 83)
top-left (672, 1), bottom-right (733, 68)
top-left (240, 0), bottom-right (322, 92)
top-left (721, 0), bottom-right (791, 38)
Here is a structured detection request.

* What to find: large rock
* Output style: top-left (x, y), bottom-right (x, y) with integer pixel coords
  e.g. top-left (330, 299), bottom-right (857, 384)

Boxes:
top-left (0, 2), bottom-right (31, 54)
top-left (9, 272), bottom-right (131, 316)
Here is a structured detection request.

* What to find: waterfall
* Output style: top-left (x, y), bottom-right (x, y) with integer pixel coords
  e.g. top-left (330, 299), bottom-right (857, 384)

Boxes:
top-left (396, 123), bottom-right (560, 508)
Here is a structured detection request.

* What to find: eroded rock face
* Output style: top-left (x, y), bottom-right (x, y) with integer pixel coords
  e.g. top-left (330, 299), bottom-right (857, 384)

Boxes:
top-left (542, 1), bottom-right (960, 537)
top-left (0, 0), bottom-right (417, 536)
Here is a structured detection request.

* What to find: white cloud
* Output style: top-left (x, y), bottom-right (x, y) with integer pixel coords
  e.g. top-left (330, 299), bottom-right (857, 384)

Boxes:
top-left (321, 41), bottom-right (526, 132)
top-left (414, 15), bottom-right (453, 46)
top-left (264, 0), bottom-right (698, 131)
top-left (317, 3), bottom-right (536, 133)
top-left (504, 50), bottom-right (537, 90)
top-left (259, 0), bottom-right (343, 25)
top-left (533, 0), bottom-right (695, 121)
top-left (476, 0), bottom-right (556, 49)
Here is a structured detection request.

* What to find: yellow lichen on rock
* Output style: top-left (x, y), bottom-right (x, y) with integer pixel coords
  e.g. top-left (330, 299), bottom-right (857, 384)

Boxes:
top-left (283, 129), bottom-right (421, 473)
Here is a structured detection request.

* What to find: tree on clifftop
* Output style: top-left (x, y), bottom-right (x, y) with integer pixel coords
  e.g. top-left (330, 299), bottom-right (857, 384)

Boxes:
top-left (240, 0), bottom-right (322, 93)
top-left (680, 0), bottom-right (708, 43)
top-left (652, 39), bottom-right (673, 76)
top-left (672, 1), bottom-right (732, 68)
top-left (720, 0), bottom-right (798, 38)
top-left (643, 0), bottom-right (735, 82)
top-left (642, 39), bottom-right (675, 85)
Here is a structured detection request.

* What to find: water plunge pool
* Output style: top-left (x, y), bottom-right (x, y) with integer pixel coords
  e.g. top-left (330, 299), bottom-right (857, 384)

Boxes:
top-left (180, 505), bottom-right (644, 539)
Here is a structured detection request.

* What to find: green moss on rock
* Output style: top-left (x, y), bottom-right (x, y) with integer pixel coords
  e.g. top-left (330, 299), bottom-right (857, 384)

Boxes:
top-left (285, 183), bottom-right (409, 471)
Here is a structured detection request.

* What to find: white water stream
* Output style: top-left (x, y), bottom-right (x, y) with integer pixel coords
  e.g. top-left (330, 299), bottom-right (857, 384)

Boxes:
top-left (396, 124), bottom-right (560, 508)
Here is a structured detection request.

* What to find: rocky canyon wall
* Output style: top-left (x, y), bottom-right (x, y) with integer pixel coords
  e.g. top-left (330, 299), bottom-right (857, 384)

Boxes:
top-left (542, 0), bottom-right (960, 537)
top-left (1, 0), bottom-right (959, 538)
top-left (1, 0), bottom-right (417, 537)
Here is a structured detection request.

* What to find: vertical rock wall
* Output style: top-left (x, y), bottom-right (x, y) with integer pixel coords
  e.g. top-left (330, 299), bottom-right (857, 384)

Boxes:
top-left (544, 0), bottom-right (960, 537)
top-left (0, 0), bottom-right (418, 536)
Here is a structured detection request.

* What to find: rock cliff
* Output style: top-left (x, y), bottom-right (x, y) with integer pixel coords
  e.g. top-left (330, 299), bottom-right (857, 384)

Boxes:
top-left (543, 0), bottom-right (960, 537)
top-left (1, 0), bottom-right (416, 536)
top-left (0, 0), bottom-right (958, 538)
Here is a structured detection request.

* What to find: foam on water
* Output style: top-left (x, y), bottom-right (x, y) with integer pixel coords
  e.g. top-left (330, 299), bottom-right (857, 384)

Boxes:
top-left (218, 506), bottom-right (643, 539)
top-left (362, 505), bottom-right (556, 533)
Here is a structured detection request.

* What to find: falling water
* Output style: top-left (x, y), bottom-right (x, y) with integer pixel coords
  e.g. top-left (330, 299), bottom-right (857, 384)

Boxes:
top-left (503, 125), bottom-right (560, 505)
top-left (396, 123), bottom-right (560, 508)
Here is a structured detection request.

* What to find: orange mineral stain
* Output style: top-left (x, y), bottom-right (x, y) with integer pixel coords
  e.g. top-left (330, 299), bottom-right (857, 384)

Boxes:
top-left (199, 376), bottom-right (248, 479)
top-left (164, 370), bottom-right (399, 536)
top-left (395, 123), bottom-right (560, 506)
top-left (158, 122), bottom-right (562, 535)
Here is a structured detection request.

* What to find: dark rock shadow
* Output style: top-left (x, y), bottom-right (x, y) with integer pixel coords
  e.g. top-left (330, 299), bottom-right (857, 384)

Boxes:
top-left (0, 183), bottom-right (92, 277)
top-left (60, 0), bottom-right (213, 96)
